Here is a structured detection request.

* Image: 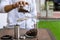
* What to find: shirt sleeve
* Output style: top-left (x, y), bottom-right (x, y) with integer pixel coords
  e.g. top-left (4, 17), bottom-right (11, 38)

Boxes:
top-left (30, 0), bottom-right (37, 17)
top-left (30, 0), bottom-right (37, 24)
top-left (0, 0), bottom-right (10, 13)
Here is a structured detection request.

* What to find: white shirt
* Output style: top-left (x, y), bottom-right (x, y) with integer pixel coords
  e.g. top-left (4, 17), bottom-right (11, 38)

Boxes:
top-left (0, 0), bottom-right (37, 29)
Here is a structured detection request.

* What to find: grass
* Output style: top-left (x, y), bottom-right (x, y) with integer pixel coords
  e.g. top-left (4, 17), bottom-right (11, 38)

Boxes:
top-left (37, 20), bottom-right (60, 40)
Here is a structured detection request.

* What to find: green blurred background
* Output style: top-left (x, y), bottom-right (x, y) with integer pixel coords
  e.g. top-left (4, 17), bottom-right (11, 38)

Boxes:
top-left (37, 20), bottom-right (60, 40)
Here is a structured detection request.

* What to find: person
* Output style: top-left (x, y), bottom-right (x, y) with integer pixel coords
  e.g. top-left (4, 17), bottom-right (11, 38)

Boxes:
top-left (0, 0), bottom-right (37, 37)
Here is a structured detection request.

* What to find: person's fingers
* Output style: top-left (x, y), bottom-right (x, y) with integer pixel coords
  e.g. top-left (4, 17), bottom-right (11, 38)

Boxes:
top-left (17, 2), bottom-right (19, 6)
top-left (18, 1), bottom-right (21, 5)
top-left (19, 1), bottom-right (23, 6)
top-left (18, 1), bottom-right (29, 7)
top-left (14, 2), bottom-right (19, 7)
top-left (22, 1), bottom-right (25, 6)
top-left (25, 2), bottom-right (29, 5)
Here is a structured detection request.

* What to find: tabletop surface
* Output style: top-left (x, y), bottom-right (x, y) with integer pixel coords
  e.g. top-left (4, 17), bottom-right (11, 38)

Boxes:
top-left (0, 28), bottom-right (53, 40)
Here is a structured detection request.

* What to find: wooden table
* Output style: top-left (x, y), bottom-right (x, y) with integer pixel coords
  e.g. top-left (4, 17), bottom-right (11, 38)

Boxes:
top-left (0, 28), bottom-right (53, 40)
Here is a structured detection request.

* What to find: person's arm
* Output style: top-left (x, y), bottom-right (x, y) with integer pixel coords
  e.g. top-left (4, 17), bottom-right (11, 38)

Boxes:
top-left (4, 4), bottom-right (18, 12)
top-left (4, 2), bottom-right (29, 13)
top-left (0, 0), bottom-right (28, 13)
top-left (4, 5), bottom-right (15, 13)
top-left (0, 0), bottom-right (19, 13)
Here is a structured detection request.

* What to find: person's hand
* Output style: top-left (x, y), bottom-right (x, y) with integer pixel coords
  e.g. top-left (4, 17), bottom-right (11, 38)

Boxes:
top-left (12, 1), bottom-right (29, 8)
top-left (19, 1), bottom-right (29, 6)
